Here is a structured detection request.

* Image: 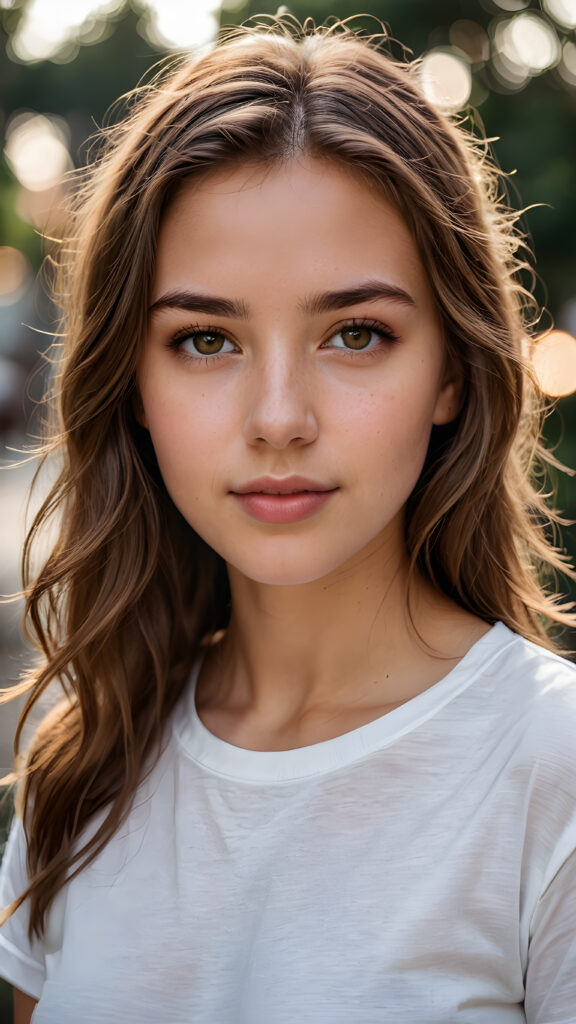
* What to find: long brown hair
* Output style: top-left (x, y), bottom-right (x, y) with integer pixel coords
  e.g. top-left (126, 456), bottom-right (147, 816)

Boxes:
top-left (2, 15), bottom-right (574, 939)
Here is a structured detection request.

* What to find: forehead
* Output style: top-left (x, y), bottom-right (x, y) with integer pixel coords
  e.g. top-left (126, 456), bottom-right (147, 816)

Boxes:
top-left (153, 156), bottom-right (436, 313)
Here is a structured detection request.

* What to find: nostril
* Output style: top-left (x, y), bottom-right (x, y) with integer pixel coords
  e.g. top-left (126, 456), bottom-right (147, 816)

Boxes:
top-left (244, 400), bottom-right (319, 449)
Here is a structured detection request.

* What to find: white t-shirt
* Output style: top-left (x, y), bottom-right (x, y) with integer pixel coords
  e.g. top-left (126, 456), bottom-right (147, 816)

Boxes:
top-left (1, 622), bottom-right (576, 1023)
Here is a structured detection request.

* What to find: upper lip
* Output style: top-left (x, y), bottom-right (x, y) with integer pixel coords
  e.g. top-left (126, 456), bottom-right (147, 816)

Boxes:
top-left (232, 476), bottom-right (336, 495)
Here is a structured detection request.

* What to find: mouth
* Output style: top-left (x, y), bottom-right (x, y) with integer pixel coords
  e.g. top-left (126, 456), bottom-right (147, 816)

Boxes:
top-left (230, 478), bottom-right (338, 523)
top-left (232, 476), bottom-right (336, 496)
top-left (244, 488), bottom-right (330, 495)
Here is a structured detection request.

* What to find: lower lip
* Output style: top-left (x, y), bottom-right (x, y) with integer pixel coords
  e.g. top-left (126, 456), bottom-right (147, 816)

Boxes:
top-left (232, 490), bottom-right (337, 523)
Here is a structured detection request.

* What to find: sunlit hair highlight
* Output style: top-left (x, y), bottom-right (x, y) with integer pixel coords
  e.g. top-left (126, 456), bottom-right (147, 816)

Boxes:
top-left (2, 15), bottom-right (574, 939)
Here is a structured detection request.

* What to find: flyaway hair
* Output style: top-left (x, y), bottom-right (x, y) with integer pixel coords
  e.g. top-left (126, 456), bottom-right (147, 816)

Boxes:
top-left (2, 14), bottom-right (574, 939)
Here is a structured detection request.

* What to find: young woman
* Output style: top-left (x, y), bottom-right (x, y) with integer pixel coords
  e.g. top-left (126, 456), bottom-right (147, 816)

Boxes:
top-left (1, 17), bottom-right (575, 1024)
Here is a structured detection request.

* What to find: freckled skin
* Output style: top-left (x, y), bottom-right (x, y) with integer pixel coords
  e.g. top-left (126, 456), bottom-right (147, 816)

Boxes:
top-left (138, 157), bottom-right (459, 589)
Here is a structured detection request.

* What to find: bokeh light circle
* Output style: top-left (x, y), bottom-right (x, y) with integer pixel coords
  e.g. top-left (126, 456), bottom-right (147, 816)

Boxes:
top-left (532, 331), bottom-right (576, 397)
top-left (139, 0), bottom-right (220, 50)
top-left (9, 0), bottom-right (124, 63)
top-left (4, 114), bottom-right (72, 191)
top-left (491, 0), bottom-right (530, 10)
top-left (419, 50), bottom-right (472, 113)
top-left (543, 0), bottom-right (576, 30)
top-left (495, 13), bottom-right (561, 75)
top-left (559, 40), bottom-right (576, 85)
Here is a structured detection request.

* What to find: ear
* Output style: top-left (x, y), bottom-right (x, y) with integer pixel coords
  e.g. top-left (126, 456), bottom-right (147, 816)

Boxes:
top-left (432, 366), bottom-right (464, 426)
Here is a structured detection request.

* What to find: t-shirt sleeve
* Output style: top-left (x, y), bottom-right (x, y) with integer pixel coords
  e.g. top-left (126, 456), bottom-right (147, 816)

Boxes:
top-left (524, 837), bottom-right (576, 1023)
top-left (0, 815), bottom-right (46, 999)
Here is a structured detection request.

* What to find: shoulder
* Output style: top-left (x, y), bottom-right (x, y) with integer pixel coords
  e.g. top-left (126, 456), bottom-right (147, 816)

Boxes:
top-left (493, 627), bottom-right (576, 835)
top-left (462, 625), bottom-right (576, 810)
top-left (456, 623), bottom-right (576, 741)
top-left (462, 626), bottom-right (576, 894)
top-left (488, 625), bottom-right (576, 743)
top-left (479, 623), bottom-right (576, 708)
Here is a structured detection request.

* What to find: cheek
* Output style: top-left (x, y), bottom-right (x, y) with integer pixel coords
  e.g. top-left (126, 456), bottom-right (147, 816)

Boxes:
top-left (361, 383), bottom-right (438, 455)
top-left (140, 389), bottom-right (219, 498)
top-left (361, 387), bottom-right (439, 496)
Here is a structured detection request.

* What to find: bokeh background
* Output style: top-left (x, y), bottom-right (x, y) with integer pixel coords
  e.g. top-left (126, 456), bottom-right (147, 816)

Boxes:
top-left (0, 0), bottom-right (575, 1013)
top-left (0, 0), bottom-right (575, 831)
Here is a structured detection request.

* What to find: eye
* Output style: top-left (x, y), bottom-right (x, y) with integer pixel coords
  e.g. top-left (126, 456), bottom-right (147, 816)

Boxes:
top-left (323, 319), bottom-right (398, 352)
top-left (172, 327), bottom-right (236, 358)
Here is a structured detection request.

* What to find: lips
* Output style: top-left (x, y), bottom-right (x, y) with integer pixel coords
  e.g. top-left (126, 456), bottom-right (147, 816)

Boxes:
top-left (232, 476), bottom-right (335, 496)
top-left (230, 477), bottom-right (338, 524)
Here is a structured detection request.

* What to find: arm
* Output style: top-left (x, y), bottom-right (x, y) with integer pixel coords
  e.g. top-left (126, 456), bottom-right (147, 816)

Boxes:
top-left (0, 819), bottom-right (46, 1012)
top-left (13, 987), bottom-right (37, 1024)
top-left (524, 848), bottom-right (576, 1022)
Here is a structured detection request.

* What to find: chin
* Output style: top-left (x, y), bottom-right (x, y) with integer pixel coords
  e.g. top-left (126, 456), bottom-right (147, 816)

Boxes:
top-left (226, 554), bottom-right (345, 588)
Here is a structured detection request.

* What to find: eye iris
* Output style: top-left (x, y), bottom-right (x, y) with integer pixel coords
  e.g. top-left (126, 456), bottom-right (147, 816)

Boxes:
top-left (341, 327), bottom-right (372, 350)
top-left (194, 332), bottom-right (225, 355)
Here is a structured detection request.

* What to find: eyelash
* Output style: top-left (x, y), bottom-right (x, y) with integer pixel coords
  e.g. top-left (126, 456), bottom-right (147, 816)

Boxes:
top-left (321, 318), bottom-right (399, 359)
top-left (168, 323), bottom-right (235, 365)
top-left (168, 317), bottom-right (399, 365)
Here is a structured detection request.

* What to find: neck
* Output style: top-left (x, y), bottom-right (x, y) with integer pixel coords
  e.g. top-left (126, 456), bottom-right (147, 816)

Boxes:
top-left (199, 535), bottom-right (488, 728)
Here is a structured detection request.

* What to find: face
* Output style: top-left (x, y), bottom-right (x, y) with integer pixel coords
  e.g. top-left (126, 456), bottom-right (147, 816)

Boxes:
top-left (137, 157), bottom-right (459, 586)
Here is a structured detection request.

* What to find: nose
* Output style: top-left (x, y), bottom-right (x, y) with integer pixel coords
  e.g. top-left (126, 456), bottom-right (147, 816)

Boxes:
top-left (243, 352), bottom-right (319, 450)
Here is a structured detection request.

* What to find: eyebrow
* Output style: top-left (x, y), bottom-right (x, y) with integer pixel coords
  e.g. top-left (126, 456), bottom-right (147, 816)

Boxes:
top-left (148, 280), bottom-right (416, 318)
